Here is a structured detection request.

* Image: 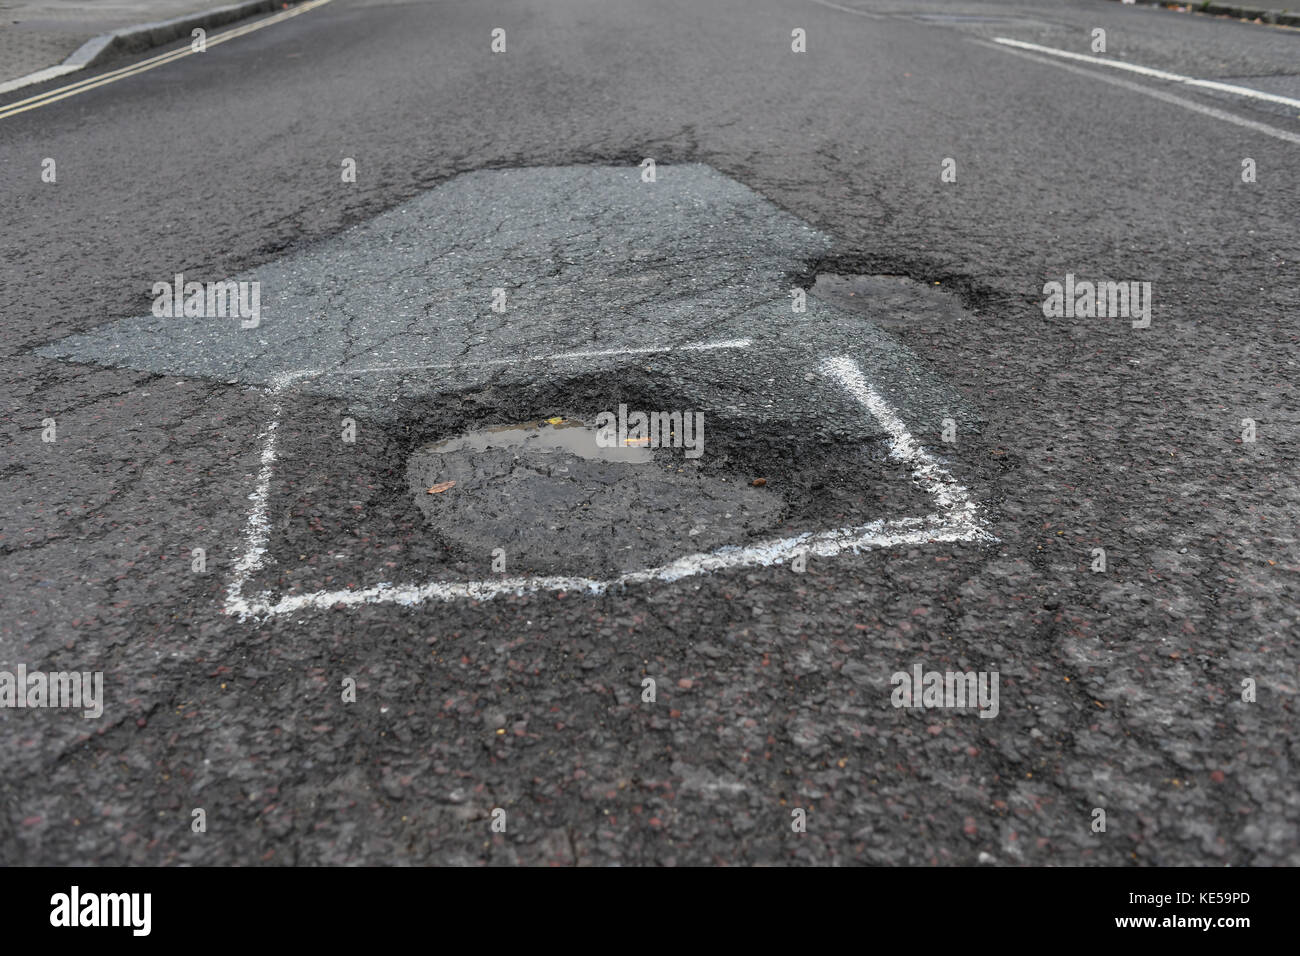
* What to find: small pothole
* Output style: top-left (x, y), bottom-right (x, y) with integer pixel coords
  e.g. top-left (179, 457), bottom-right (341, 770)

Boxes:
top-left (252, 365), bottom-right (939, 591)
top-left (406, 416), bottom-right (783, 576)
top-left (809, 273), bottom-right (971, 330)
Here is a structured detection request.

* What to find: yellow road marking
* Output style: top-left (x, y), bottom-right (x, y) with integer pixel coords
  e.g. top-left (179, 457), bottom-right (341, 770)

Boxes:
top-left (0, 0), bottom-right (334, 121)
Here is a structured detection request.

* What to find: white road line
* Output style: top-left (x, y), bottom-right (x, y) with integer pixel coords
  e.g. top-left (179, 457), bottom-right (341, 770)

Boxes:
top-left (820, 356), bottom-right (983, 523)
top-left (224, 355), bottom-right (994, 618)
top-left (223, 404), bottom-right (282, 619)
top-left (680, 338), bottom-right (753, 351)
top-left (311, 337), bottom-right (753, 379)
top-left (991, 37), bottom-right (1300, 111)
top-left (983, 38), bottom-right (1300, 147)
top-left (249, 516), bottom-right (986, 616)
top-left (799, 6), bottom-right (1300, 144)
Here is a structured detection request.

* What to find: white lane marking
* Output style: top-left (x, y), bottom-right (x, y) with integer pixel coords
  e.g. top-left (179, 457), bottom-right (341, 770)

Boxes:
top-left (680, 338), bottom-right (754, 351)
top-left (799, 6), bottom-right (1300, 143)
top-left (224, 355), bottom-right (994, 618)
top-left (992, 37), bottom-right (1300, 112)
top-left (305, 337), bottom-right (753, 379)
top-left (983, 38), bottom-right (1300, 146)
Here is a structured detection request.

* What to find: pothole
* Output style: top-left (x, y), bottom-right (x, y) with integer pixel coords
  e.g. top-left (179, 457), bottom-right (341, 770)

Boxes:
top-left (406, 416), bottom-right (784, 575)
top-left (809, 273), bottom-right (972, 331)
top-left (242, 365), bottom-right (944, 592)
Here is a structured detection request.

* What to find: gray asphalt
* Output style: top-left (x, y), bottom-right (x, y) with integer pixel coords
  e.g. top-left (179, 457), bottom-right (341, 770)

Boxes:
top-left (1, 0), bottom-right (1298, 865)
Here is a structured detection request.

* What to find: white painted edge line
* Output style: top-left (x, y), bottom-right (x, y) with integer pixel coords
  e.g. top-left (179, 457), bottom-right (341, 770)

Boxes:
top-left (991, 37), bottom-right (1300, 112)
top-left (223, 352), bottom-right (995, 619)
top-left (981, 37), bottom-right (1300, 146)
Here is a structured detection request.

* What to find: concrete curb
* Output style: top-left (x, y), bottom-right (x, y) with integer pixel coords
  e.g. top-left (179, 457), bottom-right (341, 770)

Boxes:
top-left (1107, 0), bottom-right (1300, 28)
top-left (0, 0), bottom-right (290, 95)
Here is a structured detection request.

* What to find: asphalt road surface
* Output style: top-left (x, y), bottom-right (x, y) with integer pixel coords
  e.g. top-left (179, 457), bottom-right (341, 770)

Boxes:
top-left (2, 0), bottom-right (1298, 866)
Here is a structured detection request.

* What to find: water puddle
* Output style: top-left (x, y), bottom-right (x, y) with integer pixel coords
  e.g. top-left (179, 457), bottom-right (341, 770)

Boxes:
top-left (421, 418), bottom-right (654, 464)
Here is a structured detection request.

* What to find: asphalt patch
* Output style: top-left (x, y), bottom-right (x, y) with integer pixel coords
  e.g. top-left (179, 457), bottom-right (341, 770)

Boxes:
top-left (35, 163), bottom-right (979, 435)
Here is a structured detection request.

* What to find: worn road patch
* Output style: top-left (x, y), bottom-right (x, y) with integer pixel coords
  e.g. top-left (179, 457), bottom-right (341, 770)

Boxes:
top-left (35, 164), bottom-right (995, 617)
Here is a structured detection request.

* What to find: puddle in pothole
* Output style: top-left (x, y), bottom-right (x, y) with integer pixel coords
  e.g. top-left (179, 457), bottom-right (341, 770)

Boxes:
top-left (405, 416), bottom-right (784, 575)
top-left (424, 418), bottom-right (653, 464)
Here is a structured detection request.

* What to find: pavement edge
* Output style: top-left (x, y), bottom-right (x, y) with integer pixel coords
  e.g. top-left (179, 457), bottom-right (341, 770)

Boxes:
top-left (0, 0), bottom-right (300, 95)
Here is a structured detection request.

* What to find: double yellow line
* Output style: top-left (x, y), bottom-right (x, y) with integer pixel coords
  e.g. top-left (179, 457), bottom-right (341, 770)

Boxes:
top-left (0, 0), bottom-right (334, 121)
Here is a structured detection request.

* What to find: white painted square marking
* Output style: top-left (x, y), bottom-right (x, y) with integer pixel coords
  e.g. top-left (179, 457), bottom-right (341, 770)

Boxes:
top-left (224, 347), bottom-right (996, 619)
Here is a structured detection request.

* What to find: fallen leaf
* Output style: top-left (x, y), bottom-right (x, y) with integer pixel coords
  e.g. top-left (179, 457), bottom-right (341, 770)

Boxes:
top-left (545, 417), bottom-right (564, 425)
top-left (752, 477), bottom-right (767, 487)
top-left (426, 481), bottom-right (456, 494)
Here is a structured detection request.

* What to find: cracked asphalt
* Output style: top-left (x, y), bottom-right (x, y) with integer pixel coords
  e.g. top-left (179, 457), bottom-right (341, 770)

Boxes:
top-left (1, 0), bottom-right (1298, 866)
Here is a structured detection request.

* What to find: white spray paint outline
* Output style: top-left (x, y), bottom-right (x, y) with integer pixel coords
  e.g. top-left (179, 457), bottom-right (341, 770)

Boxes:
top-left (224, 346), bottom-right (995, 619)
